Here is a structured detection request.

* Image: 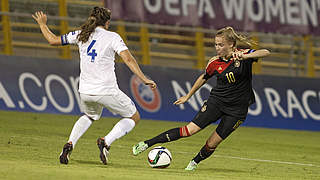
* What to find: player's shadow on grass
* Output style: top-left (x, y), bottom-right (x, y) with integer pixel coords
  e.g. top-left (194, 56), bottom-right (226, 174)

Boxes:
top-left (195, 167), bottom-right (246, 173)
top-left (73, 159), bottom-right (102, 165)
top-left (71, 160), bottom-right (140, 169)
top-left (105, 162), bottom-right (145, 169)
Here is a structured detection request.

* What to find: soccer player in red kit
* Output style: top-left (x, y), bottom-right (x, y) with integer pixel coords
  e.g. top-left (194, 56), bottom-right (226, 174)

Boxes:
top-left (133, 26), bottom-right (270, 170)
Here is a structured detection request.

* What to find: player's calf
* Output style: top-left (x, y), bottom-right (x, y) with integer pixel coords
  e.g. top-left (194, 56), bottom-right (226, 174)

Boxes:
top-left (133, 126), bottom-right (195, 156)
top-left (192, 141), bottom-right (216, 165)
top-left (145, 126), bottom-right (193, 146)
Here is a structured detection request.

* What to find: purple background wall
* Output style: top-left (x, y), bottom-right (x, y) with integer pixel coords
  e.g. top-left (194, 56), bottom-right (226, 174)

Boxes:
top-left (104, 0), bottom-right (320, 35)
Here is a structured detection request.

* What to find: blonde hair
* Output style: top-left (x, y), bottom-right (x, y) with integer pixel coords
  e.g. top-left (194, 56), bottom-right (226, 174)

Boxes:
top-left (215, 26), bottom-right (257, 48)
top-left (77, 7), bottom-right (111, 43)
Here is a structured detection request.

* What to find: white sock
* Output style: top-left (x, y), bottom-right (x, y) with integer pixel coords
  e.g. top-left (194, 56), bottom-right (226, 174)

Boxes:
top-left (68, 115), bottom-right (93, 147)
top-left (104, 118), bottom-right (136, 146)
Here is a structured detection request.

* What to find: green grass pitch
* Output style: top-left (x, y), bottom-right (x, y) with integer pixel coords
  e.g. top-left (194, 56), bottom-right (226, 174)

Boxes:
top-left (0, 110), bottom-right (319, 180)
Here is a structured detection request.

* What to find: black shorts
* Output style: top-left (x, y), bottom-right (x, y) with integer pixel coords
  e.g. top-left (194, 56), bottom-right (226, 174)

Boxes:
top-left (191, 100), bottom-right (246, 139)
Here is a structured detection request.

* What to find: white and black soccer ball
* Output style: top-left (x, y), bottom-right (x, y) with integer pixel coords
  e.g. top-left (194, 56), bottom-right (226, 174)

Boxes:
top-left (147, 146), bottom-right (172, 168)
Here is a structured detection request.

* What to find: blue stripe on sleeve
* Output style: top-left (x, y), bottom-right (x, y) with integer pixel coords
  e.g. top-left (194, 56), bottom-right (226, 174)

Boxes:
top-left (248, 49), bottom-right (255, 53)
top-left (61, 35), bottom-right (69, 46)
top-left (65, 35), bottom-right (69, 44)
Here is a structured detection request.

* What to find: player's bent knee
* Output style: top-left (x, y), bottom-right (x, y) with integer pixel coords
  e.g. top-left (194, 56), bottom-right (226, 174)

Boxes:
top-left (85, 114), bottom-right (100, 121)
top-left (180, 124), bottom-right (201, 137)
top-left (206, 140), bottom-right (219, 149)
top-left (130, 111), bottom-right (140, 124)
top-left (206, 141), bottom-right (218, 151)
top-left (179, 126), bottom-right (191, 137)
top-left (207, 132), bottom-right (224, 148)
top-left (186, 123), bottom-right (201, 135)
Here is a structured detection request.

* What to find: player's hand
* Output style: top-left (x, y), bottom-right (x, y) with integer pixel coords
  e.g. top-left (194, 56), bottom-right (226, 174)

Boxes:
top-left (232, 51), bottom-right (245, 61)
top-left (144, 79), bottom-right (157, 89)
top-left (32, 11), bottom-right (47, 25)
top-left (174, 96), bottom-right (189, 105)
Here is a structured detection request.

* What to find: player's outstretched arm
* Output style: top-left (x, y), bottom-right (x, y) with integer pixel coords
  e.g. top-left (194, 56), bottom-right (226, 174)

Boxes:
top-left (120, 50), bottom-right (156, 89)
top-left (174, 74), bottom-right (207, 105)
top-left (232, 49), bottom-right (270, 60)
top-left (32, 11), bottom-right (61, 46)
top-left (243, 49), bottom-right (270, 59)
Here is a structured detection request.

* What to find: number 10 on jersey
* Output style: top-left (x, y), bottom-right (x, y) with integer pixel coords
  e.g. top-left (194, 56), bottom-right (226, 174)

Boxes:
top-left (226, 72), bottom-right (236, 83)
top-left (87, 40), bottom-right (97, 62)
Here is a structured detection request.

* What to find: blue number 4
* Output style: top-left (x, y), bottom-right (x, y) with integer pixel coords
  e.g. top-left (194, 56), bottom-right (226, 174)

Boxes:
top-left (87, 40), bottom-right (97, 62)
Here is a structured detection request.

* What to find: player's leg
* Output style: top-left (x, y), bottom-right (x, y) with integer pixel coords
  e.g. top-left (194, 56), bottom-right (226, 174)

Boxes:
top-left (133, 99), bottom-right (222, 155)
top-left (133, 122), bottom-right (201, 155)
top-left (68, 94), bottom-right (103, 146)
top-left (185, 131), bottom-right (222, 170)
top-left (100, 90), bottom-right (138, 147)
top-left (186, 115), bottom-right (245, 170)
top-left (96, 90), bottom-right (137, 164)
top-left (60, 94), bottom-right (102, 164)
top-left (147, 122), bottom-right (201, 146)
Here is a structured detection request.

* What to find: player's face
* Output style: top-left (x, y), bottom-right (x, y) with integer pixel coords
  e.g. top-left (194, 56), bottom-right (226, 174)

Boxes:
top-left (215, 36), bottom-right (233, 58)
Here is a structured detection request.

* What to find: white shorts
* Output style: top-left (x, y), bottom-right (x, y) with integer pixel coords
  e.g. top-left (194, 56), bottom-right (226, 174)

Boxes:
top-left (80, 89), bottom-right (137, 120)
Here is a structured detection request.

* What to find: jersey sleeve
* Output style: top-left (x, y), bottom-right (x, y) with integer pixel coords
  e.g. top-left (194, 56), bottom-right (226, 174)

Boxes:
top-left (112, 33), bottom-right (128, 54)
top-left (61, 30), bottom-right (80, 46)
top-left (203, 70), bottom-right (213, 80)
top-left (203, 59), bottom-right (216, 80)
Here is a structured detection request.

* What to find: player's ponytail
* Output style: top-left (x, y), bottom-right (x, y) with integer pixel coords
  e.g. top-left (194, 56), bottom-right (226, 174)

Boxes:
top-left (216, 26), bottom-right (257, 48)
top-left (77, 7), bottom-right (111, 43)
top-left (77, 17), bottom-right (97, 43)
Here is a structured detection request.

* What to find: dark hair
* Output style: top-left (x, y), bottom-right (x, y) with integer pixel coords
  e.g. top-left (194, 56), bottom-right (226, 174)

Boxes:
top-left (77, 7), bottom-right (111, 43)
top-left (215, 26), bottom-right (257, 47)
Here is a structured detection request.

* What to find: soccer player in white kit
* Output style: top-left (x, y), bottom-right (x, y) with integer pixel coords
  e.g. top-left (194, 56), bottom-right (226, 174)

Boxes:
top-left (32, 7), bottom-right (156, 165)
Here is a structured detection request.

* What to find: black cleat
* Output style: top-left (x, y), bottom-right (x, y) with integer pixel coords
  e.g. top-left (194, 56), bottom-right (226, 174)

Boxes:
top-left (59, 142), bottom-right (73, 164)
top-left (97, 138), bottom-right (110, 165)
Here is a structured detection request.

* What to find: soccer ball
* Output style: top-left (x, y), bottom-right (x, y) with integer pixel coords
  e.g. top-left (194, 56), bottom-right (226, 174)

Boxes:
top-left (147, 146), bottom-right (172, 168)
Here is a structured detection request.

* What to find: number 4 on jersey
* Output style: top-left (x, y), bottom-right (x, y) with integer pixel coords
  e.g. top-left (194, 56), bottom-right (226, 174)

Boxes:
top-left (87, 40), bottom-right (97, 62)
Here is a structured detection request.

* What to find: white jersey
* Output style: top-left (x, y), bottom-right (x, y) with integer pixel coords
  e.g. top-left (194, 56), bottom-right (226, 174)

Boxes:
top-left (61, 27), bottom-right (128, 95)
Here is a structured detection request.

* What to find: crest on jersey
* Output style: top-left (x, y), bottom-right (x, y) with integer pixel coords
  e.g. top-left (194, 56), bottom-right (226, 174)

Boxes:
top-left (130, 75), bottom-right (161, 112)
top-left (234, 60), bottom-right (240, 67)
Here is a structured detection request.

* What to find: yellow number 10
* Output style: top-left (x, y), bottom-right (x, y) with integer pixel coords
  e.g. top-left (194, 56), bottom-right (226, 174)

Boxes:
top-left (226, 72), bottom-right (236, 83)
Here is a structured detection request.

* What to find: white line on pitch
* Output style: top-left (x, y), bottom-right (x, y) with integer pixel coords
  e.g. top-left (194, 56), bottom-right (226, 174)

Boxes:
top-left (176, 151), bottom-right (320, 168)
top-left (117, 144), bottom-right (320, 168)
top-left (214, 155), bottom-right (320, 168)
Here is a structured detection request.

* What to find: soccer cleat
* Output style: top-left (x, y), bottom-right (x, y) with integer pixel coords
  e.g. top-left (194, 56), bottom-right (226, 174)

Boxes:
top-left (59, 142), bottom-right (73, 164)
top-left (185, 160), bottom-right (198, 171)
top-left (132, 141), bottom-right (148, 156)
top-left (97, 138), bottom-right (110, 165)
